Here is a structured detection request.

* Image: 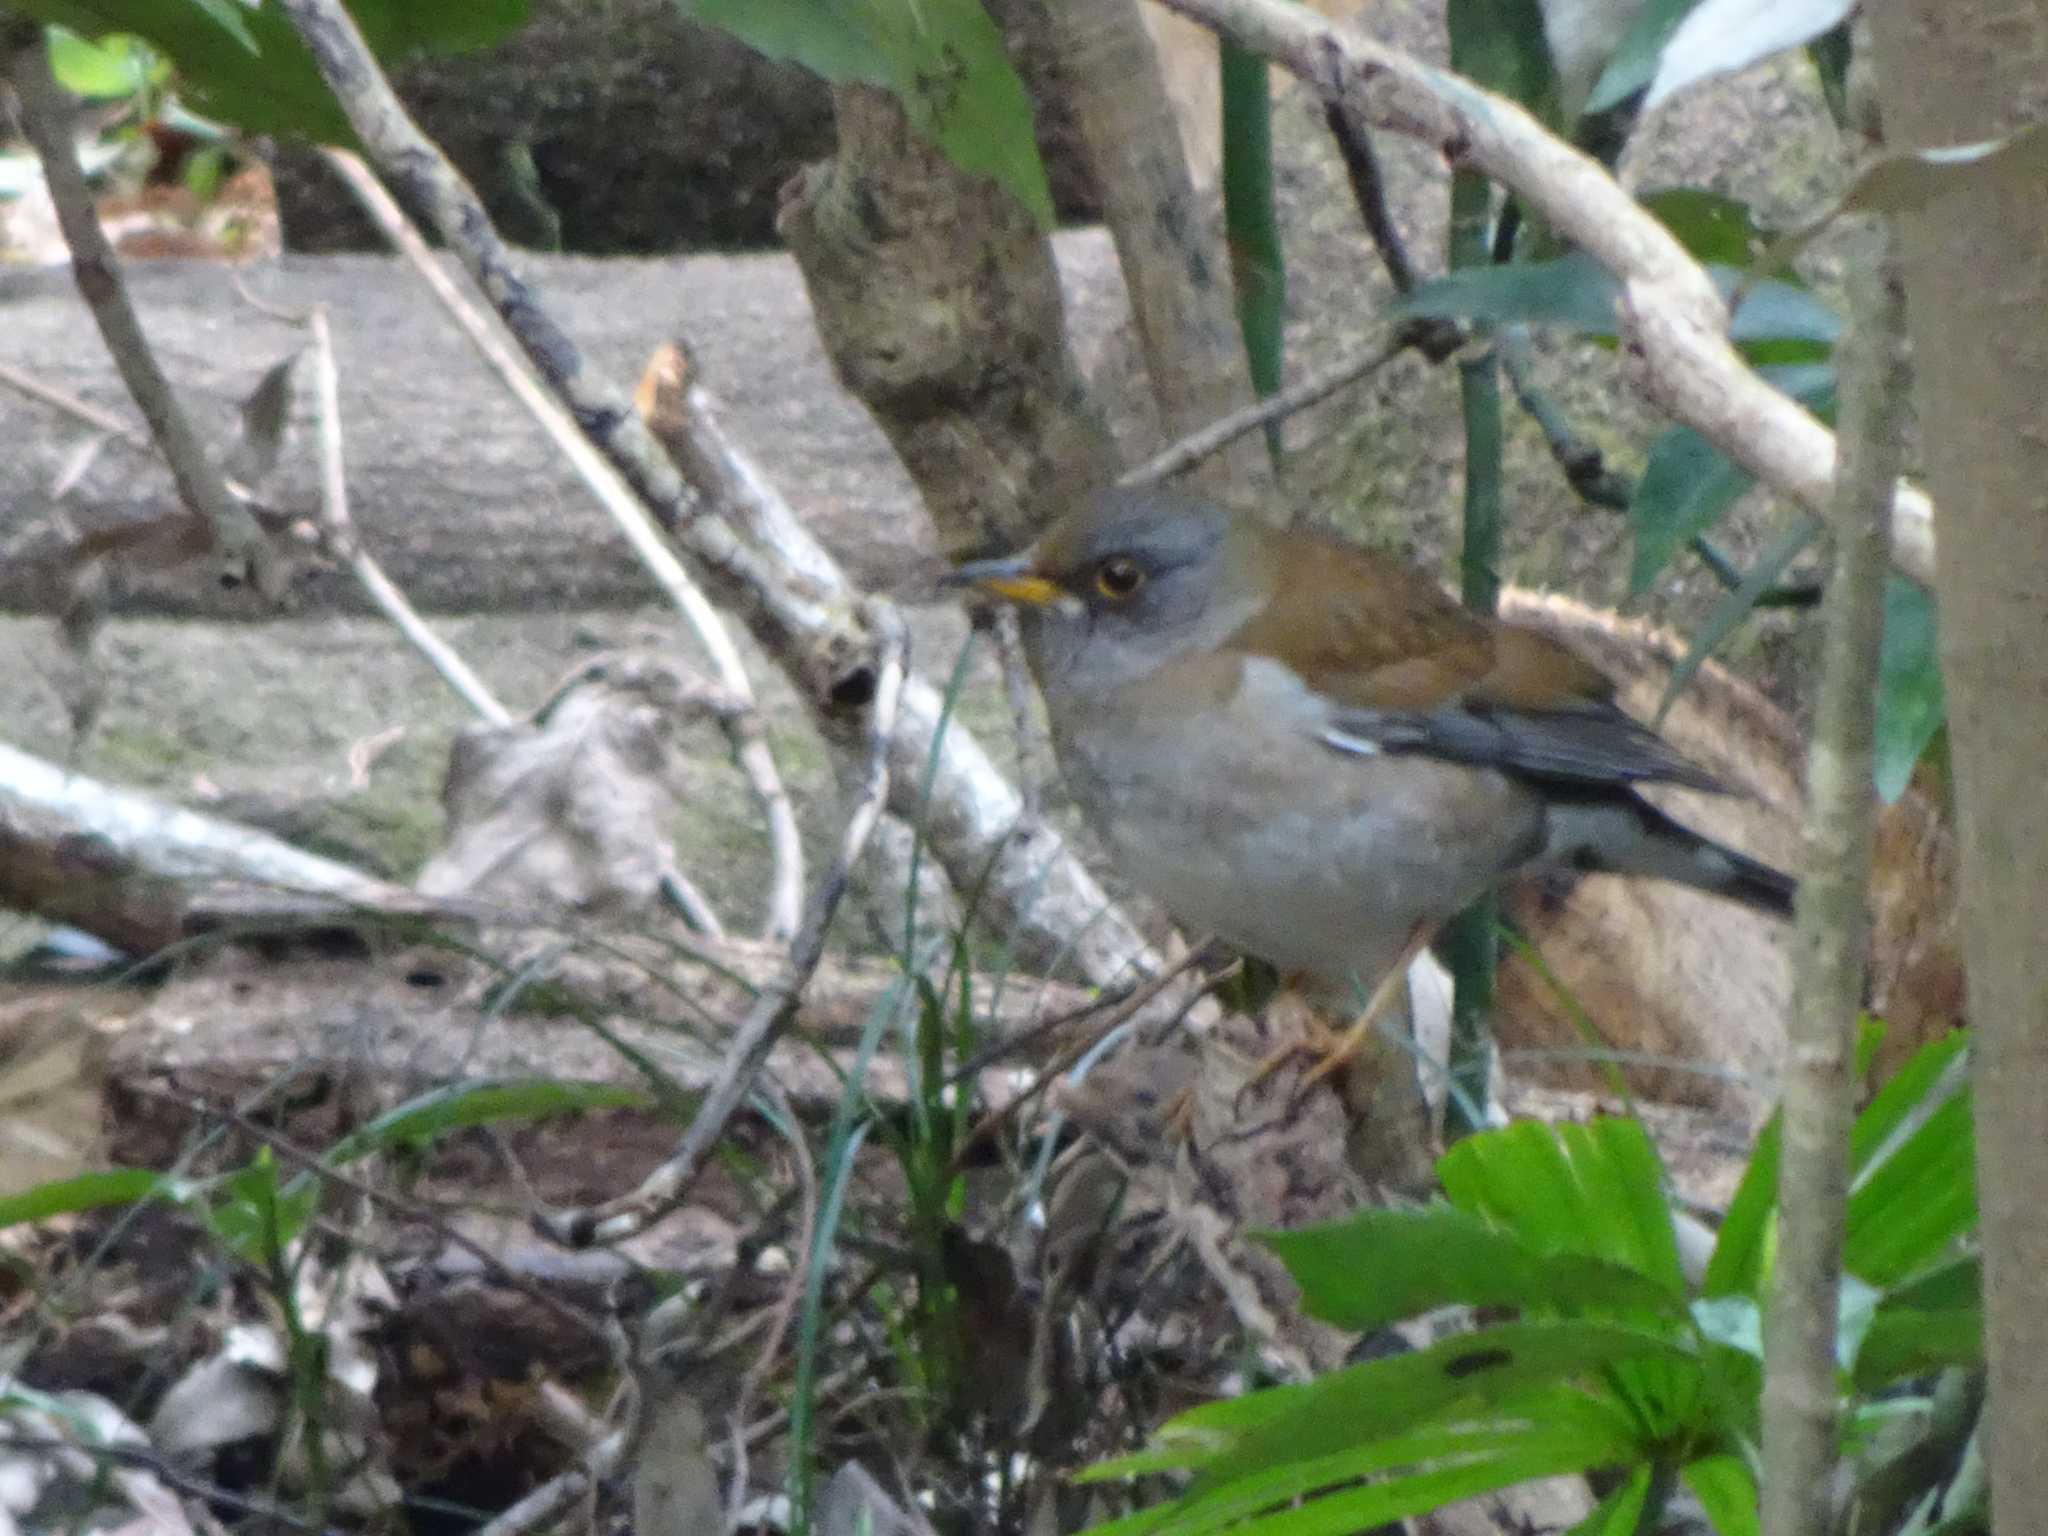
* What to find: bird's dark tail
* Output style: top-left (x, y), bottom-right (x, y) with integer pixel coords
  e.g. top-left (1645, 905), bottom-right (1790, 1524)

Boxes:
top-left (1538, 791), bottom-right (1797, 919)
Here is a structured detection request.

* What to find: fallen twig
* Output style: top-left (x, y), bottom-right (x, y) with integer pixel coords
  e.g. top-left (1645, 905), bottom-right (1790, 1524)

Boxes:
top-left (305, 304), bottom-right (514, 724)
top-left (319, 148), bottom-right (803, 942)
top-left (537, 603), bottom-right (907, 1247)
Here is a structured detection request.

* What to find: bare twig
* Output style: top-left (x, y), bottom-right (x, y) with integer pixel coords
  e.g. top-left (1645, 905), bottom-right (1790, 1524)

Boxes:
top-left (290, 24), bottom-right (1153, 983)
top-left (0, 358), bottom-right (150, 447)
top-left (1324, 101), bottom-right (1419, 293)
top-left (1122, 335), bottom-right (1410, 486)
top-left (1152, 0), bottom-right (1939, 586)
top-left (537, 603), bottom-right (908, 1247)
top-left (2, 24), bottom-right (275, 593)
top-left (319, 148), bottom-right (803, 942)
top-left (1760, 223), bottom-right (1906, 1536)
top-left (303, 305), bottom-right (514, 724)
top-left (473, 1430), bottom-right (626, 1536)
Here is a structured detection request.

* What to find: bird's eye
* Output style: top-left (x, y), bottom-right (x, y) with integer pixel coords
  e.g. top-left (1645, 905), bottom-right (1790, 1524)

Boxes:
top-left (1095, 556), bottom-right (1145, 599)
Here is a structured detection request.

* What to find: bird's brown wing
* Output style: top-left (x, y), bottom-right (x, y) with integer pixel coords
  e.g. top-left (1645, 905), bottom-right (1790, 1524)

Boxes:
top-left (1230, 531), bottom-right (1724, 792)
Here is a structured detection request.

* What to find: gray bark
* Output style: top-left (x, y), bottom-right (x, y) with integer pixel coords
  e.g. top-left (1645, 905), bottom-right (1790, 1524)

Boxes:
top-left (1866, 2), bottom-right (2048, 1526)
top-left (0, 238), bottom-right (1138, 619)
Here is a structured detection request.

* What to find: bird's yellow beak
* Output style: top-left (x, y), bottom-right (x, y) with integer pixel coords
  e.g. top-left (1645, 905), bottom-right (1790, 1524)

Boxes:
top-left (944, 554), bottom-right (1065, 609)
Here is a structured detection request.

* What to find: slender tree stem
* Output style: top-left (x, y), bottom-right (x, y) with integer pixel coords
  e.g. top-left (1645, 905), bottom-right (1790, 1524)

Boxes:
top-left (1759, 222), bottom-right (1907, 1536)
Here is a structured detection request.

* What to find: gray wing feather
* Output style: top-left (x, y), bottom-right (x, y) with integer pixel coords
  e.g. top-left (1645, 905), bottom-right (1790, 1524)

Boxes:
top-left (1321, 701), bottom-right (1725, 793)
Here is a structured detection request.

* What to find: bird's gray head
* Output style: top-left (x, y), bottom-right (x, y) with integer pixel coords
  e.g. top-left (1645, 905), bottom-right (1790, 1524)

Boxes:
top-left (948, 487), bottom-right (1264, 693)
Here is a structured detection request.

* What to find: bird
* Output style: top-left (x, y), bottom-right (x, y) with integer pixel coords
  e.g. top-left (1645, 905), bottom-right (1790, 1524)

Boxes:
top-left (947, 484), bottom-right (1795, 1093)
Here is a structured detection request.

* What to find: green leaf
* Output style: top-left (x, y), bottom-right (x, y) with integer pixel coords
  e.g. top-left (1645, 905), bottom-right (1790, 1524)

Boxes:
top-left (1640, 187), bottom-right (1769, 268)
top-left (1567, 1464), bottom-right (1654, 1535)
top-left (1854, 1305), bottom-right (1982, 1390)
top-left (319, 1077), bottom-right (653, 1170)
top-left (1081, 1397), bottom-right (1637, 1536)
top-left (1708, 1031), bottom-right (1971, 1302)
top-left (1187, 1322), bottom-right (1679, 1502)
top-left (204, 1147), bottom-right (317, 1266)
top-left (1874, 577), bottom-right (1945, 802)
top-left (1438, 1118), bottom-right (1685, 1296)
top-left (0, 1167), bottom-right (170, 1228)
top-left (11, 0), bottom-right (527, 145)
top-left (1656, 513), bottom-right (1821, 722)
top-left (682, 0), bottom-right (890, 84)
top-left (46, 26), bottom-right (159, 97)
top-left (1846, 1092), bottom-right (1975, 1285)
top-left (1702, 1114), bottom-right (1778, 1297)
top-left (682, 0), bottom-right (1053, 229)
top-left (1397, 256), bottom-right (1837, 355)
top-left (1396, 253), bottom-right (1621, 333)
top-left (1684, 1454), bottom-right (1761, 1536)
top-left (1447, 0), bottom-right (1557, 117)
top-left (1260, 1204), bottom-right (1683, 1333)
top-left (1630, 363), bottom-right (1834, 593)
top-left (1586, 0), bottom-right (1699, 114)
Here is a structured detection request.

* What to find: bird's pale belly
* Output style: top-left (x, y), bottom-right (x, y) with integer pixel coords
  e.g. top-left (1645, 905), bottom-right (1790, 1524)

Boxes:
top-left (1058, 703), bottom-right (1546, 985)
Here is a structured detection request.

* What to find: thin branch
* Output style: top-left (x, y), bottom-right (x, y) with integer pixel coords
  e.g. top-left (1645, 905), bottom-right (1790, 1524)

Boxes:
top-left (290, 34), bottom-right (1154, 984)
top-left (2, 24), bottom-right (275, 593)
top-left (0, 358), bottom-right (150, 447)
top-left (536, 602), bottom-right (907, 1248)
top-left (1036, 0), bottom-right (1273, 505)
top-left (1760, 222), bottom-right (1906, 1536)
top-left (1123, 334), bottom-right (1409, 486)
top-left (319, 147), bottom-right (802, 942)
top-left (1151, 0), bottom-right (1938, 587)
top-left (305, 305), bottom-right (513, 725)
top-left (1324, 101), bottom-right (1419, 293)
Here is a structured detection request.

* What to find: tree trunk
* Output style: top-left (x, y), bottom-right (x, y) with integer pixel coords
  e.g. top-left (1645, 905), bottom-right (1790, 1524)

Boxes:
top-left (1865, 2), bottom-right (2048, 1523)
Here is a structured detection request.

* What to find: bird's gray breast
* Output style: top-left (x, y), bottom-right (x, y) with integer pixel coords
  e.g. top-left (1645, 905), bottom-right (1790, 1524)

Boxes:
top-left (1048, 657), bottom-right (1547, 982)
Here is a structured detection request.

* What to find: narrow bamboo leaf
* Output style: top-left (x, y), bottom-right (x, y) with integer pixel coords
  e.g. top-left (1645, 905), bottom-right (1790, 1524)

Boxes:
top-left (1585, 0), bottom-right (1698, 114)
top-left (1702, 1112), bottom-right (1778, 1297)
top-left (320, 1078), bottom-right (653, 1170)
top-left (1851, 1031), bottom-right (1969, 1172)
top-left (1395, 253), bottom-right (1620, 333)
top-left (1846, 1095), bottom-right (1976, 1285)
top-left (1643, 0), bottom-right (1856, 110)
top-left (0, 1167), bottom-right (169, 1228)
top-left (1259, 1205), bottom-right (1682, 1332)
top-left (1447, 0), bottom-right (1557, 116)
top-left (1874, 577), bottom-right (1946, 802)
top-left (1397, 258), bottom-right (1837, 353)
top-left (1566, 1464), bottom-right (1653, 1535)
top-left (1684, 1454), bottom-right (1761, 1536)
top-left (1630, 364), bottom-right (1834, 593)
top-left (1655, 514), bottom-right (1821, 722)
